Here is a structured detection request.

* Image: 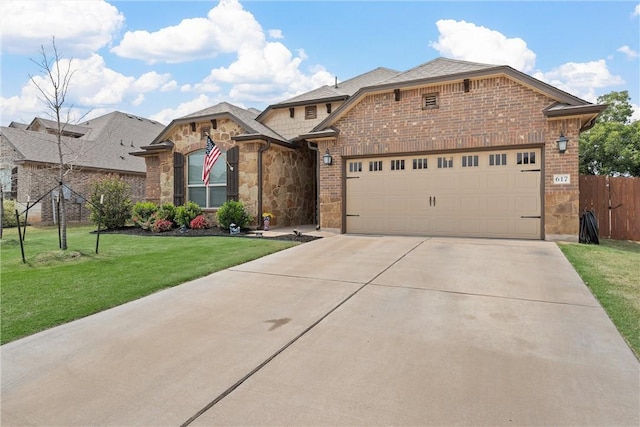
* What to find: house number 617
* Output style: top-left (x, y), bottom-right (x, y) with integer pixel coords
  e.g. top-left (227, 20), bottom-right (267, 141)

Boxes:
top-left (553, 174), bottom-right (570, 184)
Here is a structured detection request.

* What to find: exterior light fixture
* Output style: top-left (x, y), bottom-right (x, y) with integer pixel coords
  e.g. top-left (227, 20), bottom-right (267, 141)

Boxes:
top-left (323, 149), bottom-right (333, 165)
top-left (557, 132), bottom-right (568, 154)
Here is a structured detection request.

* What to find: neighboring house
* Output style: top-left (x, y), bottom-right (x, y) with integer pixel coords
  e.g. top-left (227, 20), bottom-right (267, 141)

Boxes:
top-left (0, 112), bottom-right (165, 223)
top-left (133, 57), bottom-right (607, 240)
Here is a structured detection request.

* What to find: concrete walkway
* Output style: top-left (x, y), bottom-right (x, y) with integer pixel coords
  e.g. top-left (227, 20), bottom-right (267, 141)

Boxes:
top-left (2, 236), bottom-right (638, 426)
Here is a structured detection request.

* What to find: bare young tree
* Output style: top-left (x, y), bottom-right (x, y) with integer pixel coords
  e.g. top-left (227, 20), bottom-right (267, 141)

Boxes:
top-left (29, 37), bottom-right (77, 250)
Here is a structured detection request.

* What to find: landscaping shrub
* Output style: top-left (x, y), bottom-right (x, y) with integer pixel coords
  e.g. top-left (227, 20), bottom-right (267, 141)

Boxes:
top-left (132, 201), bottom-right (159, 230)
top-left (2, 199), bottom-right (23, 228)
top-left (156, 203), bottom-right (176, 223)
top-left (175, 201), bottom-right (202, 228)
top-left (190, 215), bottom-right (209, 230)
top-left (152, 219), bottom-right (173, 233)
top-left (216, 200), bottom-right (252, 229)
top-left (88, 177), bottom-right (133, 230)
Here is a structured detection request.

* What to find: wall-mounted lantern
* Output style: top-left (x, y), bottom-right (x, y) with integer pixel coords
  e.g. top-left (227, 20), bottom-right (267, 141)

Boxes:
top-left (323, 149), bottom-right (333, 165)
top-left (556, 132), bottom-right (569, 154)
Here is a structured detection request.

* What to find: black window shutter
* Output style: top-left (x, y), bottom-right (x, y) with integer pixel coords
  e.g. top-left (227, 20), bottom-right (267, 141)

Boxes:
top-left (227, 146), bottom-right (239, 201)
top-left (173, 152), bottom-right (184, 206)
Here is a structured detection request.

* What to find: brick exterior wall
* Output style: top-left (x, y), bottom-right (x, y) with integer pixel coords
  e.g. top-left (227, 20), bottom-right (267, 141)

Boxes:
top-left (15, 163), bottom-right (145, 224)
top-left (2, 129), bottom-right (146, 225)
top-left (317, 76), bottom-right (581, 238)
top-left (144, 118), bottom-right (315, 228)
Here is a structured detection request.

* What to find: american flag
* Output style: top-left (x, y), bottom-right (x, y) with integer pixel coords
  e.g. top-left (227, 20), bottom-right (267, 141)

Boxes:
top-left (202, 135), bottom-right (221, 185)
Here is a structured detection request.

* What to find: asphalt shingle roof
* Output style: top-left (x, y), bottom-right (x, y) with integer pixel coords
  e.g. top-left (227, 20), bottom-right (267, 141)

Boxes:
top-left (274, 67), bottom-right (400, 106)
top-left (2, 111), bottom-right (165, 173)
top-left (379, 57), bottom-right (498, 85)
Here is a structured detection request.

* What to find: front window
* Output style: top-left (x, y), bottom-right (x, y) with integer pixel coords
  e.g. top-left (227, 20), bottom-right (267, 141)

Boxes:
top-left (187, 149), bottom-right (227, 208)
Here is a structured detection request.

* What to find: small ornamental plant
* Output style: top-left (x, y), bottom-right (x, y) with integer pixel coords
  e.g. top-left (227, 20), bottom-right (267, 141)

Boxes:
top-left (132, 201), bottom-right (159, 230)
top-left (190, 214), bottom-right (209, 230)
top-left (152, 219), bottom-right (173, 233)
top-left (175, 201), bottom-right (203, 228)
top-left (216, 200), bottom-right (252, 230)
top-left (262, 212), bottom-right (274, 220)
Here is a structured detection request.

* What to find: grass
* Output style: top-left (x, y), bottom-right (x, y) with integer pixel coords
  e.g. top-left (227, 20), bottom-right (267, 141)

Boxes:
top-left (559, 239), bottom-right (640, 358)
top-left (1, 225), bottom-right (296, 344)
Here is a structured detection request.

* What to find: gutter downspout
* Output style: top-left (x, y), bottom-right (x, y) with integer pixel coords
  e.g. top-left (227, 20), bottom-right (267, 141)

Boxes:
top-left (306, 141), bottom-right (320, 228)
top-left (257, 140), bottom-right (271, 228)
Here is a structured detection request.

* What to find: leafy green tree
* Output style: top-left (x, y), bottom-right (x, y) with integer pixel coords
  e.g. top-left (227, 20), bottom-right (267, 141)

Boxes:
top-left (595, 91), bottom-right (633, 124)
top-left (579, 90), bottom-right (640, 176)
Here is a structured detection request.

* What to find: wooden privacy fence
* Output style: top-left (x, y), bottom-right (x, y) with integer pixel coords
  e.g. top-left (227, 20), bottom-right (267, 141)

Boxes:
top-left (580, 175), bottom-right (640, 241)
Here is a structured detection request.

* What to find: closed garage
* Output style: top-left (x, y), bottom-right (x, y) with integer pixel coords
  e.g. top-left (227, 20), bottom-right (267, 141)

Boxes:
top-left (345, 148), bottom-right (542, 239)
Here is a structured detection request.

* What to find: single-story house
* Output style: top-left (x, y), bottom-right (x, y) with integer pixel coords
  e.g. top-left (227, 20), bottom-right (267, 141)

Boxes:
top-left (1, 112), bottom-right (165, 223)
top-left (132, 57), bottom-right (607, 240)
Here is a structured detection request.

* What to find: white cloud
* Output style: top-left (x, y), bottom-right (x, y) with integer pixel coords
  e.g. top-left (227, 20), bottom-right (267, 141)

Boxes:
top-left (194, 42), bottom-right (333, 105)
top-left (1, 54), bottom-right (177, 123)
top-left (429, 19), bottom-right (536, 72)
top-left (533, 60), bottom-right (625, 102)
top-left (161, 81), bottom-right (178, 92)
top-left (268, 29), bottom-right (284, 39)
top-left (0, 0), bottom-right (124, 55)
top-left (150, 94), bottom-right (219, 125)
top-left (111, 0), bottom-right (264, 63)
top-left (132, 94), bottom-right (145, 107)
top-left (132, 71), bottom-right (175, 93)
top-left (617, 45), bottom-right (639, 59)
top-left (634, 4), bottom-right (640, 16)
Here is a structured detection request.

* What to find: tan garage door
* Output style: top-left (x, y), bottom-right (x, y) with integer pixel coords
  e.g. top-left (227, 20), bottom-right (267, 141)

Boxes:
top-left (345, 148), bottom-right (542, 239)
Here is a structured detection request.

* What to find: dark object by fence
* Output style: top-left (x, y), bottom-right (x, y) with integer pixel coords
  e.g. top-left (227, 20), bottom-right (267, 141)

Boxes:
top-left (579, 210), bottom-right (600, 244)
top-left (580, 175), bottom-right (640, 241)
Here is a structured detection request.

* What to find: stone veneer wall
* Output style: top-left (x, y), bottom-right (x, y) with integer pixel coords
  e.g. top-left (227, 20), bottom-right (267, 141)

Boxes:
top-left (145, 119), bottom-right (314, 227)
top-left (318, 76), bottom-right (581, 238)
top-left (261, 144), bottom-right (315, 227)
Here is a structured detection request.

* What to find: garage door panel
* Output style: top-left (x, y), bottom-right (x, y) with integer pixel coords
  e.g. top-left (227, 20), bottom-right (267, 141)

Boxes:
top-left (345, 148), bottom-right (541, 239)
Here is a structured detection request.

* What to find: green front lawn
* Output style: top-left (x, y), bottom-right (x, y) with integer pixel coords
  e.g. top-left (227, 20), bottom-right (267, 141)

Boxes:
top-left (1, 226), bottom-right (296, 344)
top-left (559, 239), bottom-right (640, 358)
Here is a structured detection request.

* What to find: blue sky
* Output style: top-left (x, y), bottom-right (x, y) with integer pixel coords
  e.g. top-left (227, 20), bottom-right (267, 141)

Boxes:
top-left (1, 0), bottom-right (639, 127)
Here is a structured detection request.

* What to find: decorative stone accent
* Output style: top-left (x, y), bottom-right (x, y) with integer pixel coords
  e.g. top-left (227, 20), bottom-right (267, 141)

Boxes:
top-left (142, 118), bottom-right (315, 228)
top-left (261, 145), bottom-right (315, 227)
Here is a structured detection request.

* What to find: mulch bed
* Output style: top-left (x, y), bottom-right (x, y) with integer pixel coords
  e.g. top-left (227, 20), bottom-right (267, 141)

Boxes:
top-left (96, 226), bottom-right (321, 243)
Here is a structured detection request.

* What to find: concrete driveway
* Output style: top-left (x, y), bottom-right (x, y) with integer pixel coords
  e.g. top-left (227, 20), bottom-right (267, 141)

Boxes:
top-left (2, 236), bottom-right (638, 426)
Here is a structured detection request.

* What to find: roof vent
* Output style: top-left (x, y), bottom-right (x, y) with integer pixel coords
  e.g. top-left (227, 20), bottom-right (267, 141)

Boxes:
top-left (334, 76), bottom-right (338, 89)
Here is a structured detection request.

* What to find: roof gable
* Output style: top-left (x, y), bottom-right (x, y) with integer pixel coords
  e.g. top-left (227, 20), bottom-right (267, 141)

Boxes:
top-left (151, 102), bottom-right (287, 145)
top-left (312, 57), bottom-right (599, 132)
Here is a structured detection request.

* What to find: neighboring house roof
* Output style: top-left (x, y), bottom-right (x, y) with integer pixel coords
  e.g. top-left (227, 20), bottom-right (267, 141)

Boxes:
top-left (8, 122), bottom-right (29, 130)
top-left (312, 57), bottom-right (606, 132)
top-left (146, 102), bottom-right (288, 148)
top-left (1, 111), bottom-right (164, 173)
top-left (27, 117), bottom-right (92, 137)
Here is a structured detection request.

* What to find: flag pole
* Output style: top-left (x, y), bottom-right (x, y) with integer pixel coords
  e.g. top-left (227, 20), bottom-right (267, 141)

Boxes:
top-left (205, 133), bottom-right (234, 171)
